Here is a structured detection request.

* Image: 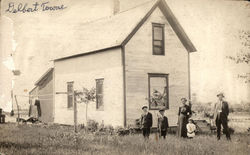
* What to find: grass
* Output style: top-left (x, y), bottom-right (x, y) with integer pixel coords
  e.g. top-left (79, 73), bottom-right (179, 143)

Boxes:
top-left (0, 124), bottom-right (249, 155)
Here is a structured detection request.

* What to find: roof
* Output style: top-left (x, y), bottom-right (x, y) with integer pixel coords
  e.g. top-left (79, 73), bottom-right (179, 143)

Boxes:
top-left (29, 86), bottom-right (38, 95)
top-left (35, 68), bottom-right (54, 86)
top-left (54, 0), bottom-right (196, 61)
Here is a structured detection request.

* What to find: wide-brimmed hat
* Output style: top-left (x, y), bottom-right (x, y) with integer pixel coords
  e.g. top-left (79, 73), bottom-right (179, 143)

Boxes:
top-left (159, 108), bottom-right (165, 112)
top-left (181, 98), bottom-right (187, 101)
top-left (217, 93), bottom-right (224, 97)
top-left (142, 106), bottom-right (148, 110)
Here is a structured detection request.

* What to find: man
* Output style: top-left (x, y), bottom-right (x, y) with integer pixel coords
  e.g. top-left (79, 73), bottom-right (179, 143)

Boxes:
top-left (157, 108), bottom-right (169, 139)
top-left (140, 106), bottom-right (153, 139)
top-left (213, 93), bottom-right (231, 140)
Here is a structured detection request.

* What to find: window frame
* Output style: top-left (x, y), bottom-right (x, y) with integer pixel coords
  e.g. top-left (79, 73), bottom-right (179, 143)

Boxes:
top-left (67, 81), bottom-right (74, 109)
top-left (96, 78), bottom-right (104, 110)
top-left (152, 23), bottom-right (165, 56)
top-left (148, 73), bottom-right (169, 110)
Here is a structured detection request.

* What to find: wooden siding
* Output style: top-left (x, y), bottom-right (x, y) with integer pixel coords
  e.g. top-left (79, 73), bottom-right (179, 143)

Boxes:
top-left (54, 48), bottom-right (124, 127)
top-left (125, 7), bottom-right (189, 127)
top-left (37, 71), bottom-right (54, 123)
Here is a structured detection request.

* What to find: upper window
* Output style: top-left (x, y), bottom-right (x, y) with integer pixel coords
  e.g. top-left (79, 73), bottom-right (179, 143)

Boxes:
top-left (96, 79), bottom-right (104, 110)
top-left (152, 23), bottom-right (165, 55)
top-left (148, 73), bottom-right (169, 110)
top-left (67, 82), bottom-right (74, 108)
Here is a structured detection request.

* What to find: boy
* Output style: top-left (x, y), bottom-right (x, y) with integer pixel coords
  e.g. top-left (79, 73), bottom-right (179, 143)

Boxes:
top-left (141, 106), bottom-right (153, 139)
top-left (157, 108), bottom-right (169, 139)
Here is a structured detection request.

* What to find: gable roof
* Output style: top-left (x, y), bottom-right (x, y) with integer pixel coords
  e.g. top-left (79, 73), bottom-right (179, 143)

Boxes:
top-left (54, 0), bottom-right (196, 61)
top-left (35, 68), bottom-right (54, 86)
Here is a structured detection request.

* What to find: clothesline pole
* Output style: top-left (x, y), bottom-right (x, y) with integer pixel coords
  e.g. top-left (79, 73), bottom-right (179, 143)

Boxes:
top-left (14, 95), bottom-right (20, 125)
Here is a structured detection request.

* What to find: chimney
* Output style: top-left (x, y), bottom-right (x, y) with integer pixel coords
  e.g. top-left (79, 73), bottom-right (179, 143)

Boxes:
top-left (113, 0), bottom-right (120, 15)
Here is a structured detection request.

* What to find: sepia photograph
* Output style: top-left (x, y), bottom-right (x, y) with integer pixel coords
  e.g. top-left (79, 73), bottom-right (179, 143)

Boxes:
top-left (0, 0), bottom-right (250, 154)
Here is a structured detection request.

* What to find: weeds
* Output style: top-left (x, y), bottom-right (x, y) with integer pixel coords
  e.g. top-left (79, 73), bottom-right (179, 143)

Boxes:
top-left (0, 123), bottom-right (249, 155)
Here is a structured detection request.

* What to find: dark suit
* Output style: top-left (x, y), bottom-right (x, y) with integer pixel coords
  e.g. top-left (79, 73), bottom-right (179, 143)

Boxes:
top-left (158, 116), bottom-right (169, 139)
top-left (214, 101), bottom-right (230, 140)
top-left (141, 112), bottom-right (153, 138)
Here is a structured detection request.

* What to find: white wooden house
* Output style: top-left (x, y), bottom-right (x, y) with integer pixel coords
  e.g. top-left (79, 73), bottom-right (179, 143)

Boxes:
top-left (30, 0), bottom-right (196, 127)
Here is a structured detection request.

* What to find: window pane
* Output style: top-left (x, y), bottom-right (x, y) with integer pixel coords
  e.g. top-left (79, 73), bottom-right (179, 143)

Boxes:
top-left (97, 95), bottom-right (103, 107)
top-left (67, 83), bottom-right (73, 93)
top-left (152, 24), bottom-right (164, 55)
top-left (153, 47), bottom-right (163, 55)
top-left (149, 76), bottom-right (168, 109)
top-left (153, 40), bottom-right (162, 47)
top-left (154, 26), bottom-right (163, 40)
top-left (96, 79), bottom-right (104, 109)
top-left (96, 81), bottom-right (103, 94)
top-left (67, 82), bottom-right (73, 108)
top-left (68, 95), bottom-right (73, 108)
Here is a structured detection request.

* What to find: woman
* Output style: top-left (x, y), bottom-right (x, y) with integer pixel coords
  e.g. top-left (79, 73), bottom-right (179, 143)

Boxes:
top-left (177, 98), bottom-right (192, 138)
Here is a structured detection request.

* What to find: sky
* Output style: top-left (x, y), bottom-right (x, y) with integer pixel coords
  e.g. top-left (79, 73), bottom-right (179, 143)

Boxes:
top-left (0, 0), bottom-right (250, 112)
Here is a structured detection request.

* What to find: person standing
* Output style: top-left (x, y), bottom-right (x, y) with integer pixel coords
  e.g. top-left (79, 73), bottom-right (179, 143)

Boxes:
top-left (177, 98), bottom-right (192, 138)
top-left (140, 106), bottom-right (153, 139)
top-left (214, 93), bottom-right (231, 140)
top-left (157, 108), bottom-right (169, 139)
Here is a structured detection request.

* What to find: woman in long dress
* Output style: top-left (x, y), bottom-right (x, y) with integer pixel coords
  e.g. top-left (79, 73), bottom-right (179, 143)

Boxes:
top-left (177, 98), bottom-right (192, 138)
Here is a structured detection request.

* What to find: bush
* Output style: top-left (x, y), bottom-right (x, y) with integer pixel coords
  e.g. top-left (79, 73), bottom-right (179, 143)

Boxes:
top-left (98, 124), bottom-right (115, 135)
top-left (116, 127), bottom-right (130, 136)
top-left (192, 102), bottom-right (213, 118)
top-left (230, 102), bottom-right (250, 113)
top-left (87, 119), bottom-right (99, 132)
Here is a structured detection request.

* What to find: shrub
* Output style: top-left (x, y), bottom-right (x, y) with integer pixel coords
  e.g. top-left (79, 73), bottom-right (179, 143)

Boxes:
top-left (192, 102), bottom-right (214, 118)
top-left (116, 127), bottom-right (130, 136)
top-left (98, 124), bottom-right (115, 135)
top-left (230, 102), bottom-right (250, 113)
top-left (87, 119), bottom-right (99, 132)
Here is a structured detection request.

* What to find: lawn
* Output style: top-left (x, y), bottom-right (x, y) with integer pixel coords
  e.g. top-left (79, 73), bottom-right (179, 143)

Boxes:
top-left (0, 124), bottom-right (249, 155)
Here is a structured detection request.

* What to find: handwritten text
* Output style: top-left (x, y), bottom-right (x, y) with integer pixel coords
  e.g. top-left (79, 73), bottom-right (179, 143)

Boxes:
top-left (5, 1), bottom-right (67, 13)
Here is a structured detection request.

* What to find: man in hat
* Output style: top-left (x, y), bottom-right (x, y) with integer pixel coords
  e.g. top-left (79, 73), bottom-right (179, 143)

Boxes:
top-left (157, 108), bottom-right (169, 139)
top-left (213, 93), bottom-right (231, 140)
top-left (140, 106), bottom-right (153, 139)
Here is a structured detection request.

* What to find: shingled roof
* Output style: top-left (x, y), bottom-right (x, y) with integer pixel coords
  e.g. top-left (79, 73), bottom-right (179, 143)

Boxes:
top-left (54, 0), bottom-right (196, 61)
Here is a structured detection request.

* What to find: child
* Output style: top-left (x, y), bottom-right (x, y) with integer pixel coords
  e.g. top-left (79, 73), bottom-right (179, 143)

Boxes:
top-left (157, 108), bottom-right (169, 139)
top-left (141, 106), bottom-right (153, 139)
top-left (186, 118), bottom-right (196, 139)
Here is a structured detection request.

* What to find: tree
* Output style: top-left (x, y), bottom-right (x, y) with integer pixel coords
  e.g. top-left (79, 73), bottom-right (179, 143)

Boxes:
top-left (75, 87), bottom-right (96, 124)
top-left (226, 30), bottom-right (250, 83)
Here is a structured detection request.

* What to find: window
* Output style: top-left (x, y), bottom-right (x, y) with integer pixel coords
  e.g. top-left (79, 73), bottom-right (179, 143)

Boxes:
top-left (152, 23), bottom-right (165, 55)
top-left (148, 73), bottom-right (169, 110)
top-left (96, 79), bottom-right (104, 110)
top-left (67, 82), bottom-right (74, 108)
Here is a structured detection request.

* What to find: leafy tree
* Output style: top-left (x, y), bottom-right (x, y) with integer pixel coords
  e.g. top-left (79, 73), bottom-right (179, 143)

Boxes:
top-left (226, 30), bottom-right (250, 83)
top-left (75, 87), bottom-right (96, 124)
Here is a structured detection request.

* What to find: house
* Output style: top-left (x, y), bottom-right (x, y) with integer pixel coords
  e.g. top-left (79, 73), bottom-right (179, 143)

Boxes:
top-left (29, 68), bottom-right (54, 122)
top-left (30, 0), bottom-right (196, 127)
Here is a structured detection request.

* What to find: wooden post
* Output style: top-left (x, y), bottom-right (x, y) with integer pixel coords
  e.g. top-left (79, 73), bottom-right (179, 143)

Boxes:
top-left (14, 95), bottom-right (20, 125)
top-left (73, 91), bottom-right (78, 133)
top-left (10, 90), bottom-right (14, 116)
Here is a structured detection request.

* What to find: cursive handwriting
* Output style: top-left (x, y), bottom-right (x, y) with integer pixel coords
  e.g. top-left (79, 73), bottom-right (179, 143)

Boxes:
top-left (5, 1), bottom-right (67, 13)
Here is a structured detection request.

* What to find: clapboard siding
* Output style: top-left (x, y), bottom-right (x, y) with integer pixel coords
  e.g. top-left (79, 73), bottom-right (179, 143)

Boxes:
top-left (54, 48), bottom-right (124, 127)
top-left (125, 7), bottom-right (189, 126)
top-left (37, 71), bottom-right (54, 123)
